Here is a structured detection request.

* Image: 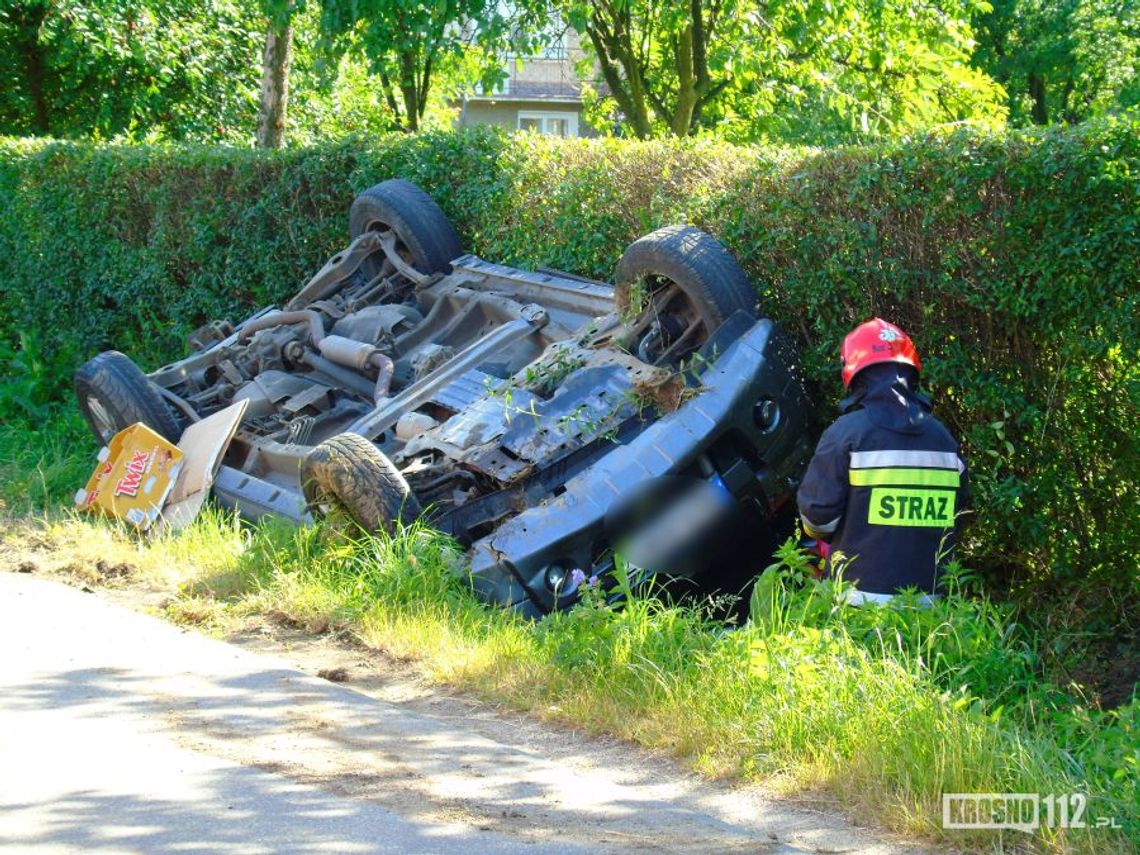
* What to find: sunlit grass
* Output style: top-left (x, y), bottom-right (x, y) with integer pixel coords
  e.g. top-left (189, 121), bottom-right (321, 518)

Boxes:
top-left (3, 509), bottom-right (1132, 854)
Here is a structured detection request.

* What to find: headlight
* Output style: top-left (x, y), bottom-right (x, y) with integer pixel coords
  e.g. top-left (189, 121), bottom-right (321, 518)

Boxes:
top-left (754, 397), bottom-right (780, 432)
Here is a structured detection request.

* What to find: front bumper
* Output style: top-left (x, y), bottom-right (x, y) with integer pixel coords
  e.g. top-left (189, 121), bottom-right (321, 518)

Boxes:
top-left (467, 318), bottom-right (815, 617)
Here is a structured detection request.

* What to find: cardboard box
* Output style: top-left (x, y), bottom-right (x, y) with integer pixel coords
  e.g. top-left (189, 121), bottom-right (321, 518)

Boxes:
top-left (75, 424), bottom-right (185, 530)
top-left (75, 400), bottom-right (250, 533)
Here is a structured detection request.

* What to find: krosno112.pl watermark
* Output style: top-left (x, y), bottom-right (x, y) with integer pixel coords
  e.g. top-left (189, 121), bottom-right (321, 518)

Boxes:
top-left (942, 793), bottom-right (1121, 831)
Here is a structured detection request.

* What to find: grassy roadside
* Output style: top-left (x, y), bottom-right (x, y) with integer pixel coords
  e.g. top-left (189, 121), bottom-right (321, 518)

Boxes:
top-left (1, 519), bottom-right (1134, 852)
top-left (1, 416), bottom-right (1135, 854)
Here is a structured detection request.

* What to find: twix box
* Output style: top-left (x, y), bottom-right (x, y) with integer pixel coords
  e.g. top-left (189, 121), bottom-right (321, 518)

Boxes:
top-left (75, 423), bottom-right (185, 530)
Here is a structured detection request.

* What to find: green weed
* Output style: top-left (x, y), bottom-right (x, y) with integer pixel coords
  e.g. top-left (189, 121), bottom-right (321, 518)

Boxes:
top-left (0, 408), bottom-right (92, 516)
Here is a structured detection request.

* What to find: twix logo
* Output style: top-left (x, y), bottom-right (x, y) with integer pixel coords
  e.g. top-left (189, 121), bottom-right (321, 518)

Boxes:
top-left (114, 450), bottom-right (153, 498)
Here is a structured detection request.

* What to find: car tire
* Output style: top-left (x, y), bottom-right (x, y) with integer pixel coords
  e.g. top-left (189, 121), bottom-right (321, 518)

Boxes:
top-left (74, 351), bottom-right (183, 445)
top-left (615, 225), bottom-right (759, 331)
top-left (301, 432), bottom-right (422, 536)
top-left (349, 179), bottom-right (463, 276)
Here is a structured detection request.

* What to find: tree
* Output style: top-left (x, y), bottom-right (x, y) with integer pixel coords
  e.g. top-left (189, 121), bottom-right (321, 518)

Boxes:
top-left (1, 2), bottom-right (51, 134)
top-left (972, 0), bottom-right (1140, 125)
top-left (0, 0), bottom-right (468, 143)
top-left (564, 0), bottom-right (744, 137)
top-left (562, 0), bottom-right (1006, 141)
top-left (257, 1), bottom-right (300, 148)
top-left (0, 0), bottom-right (262, 141)
top-left (318, 0), bottom-right (540, 132)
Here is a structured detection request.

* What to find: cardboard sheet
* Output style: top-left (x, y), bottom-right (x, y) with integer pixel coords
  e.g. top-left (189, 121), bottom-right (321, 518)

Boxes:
top-left (160, 400), bottom-right (249, 531)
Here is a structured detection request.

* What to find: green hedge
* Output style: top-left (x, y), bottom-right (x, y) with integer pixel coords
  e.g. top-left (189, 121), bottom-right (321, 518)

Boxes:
top-left (1, 121), bottom-right (1137, 630)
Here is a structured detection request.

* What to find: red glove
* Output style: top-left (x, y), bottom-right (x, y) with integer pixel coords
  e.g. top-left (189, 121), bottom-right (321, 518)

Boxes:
top-left (799, 537), bottom-right (832, 579)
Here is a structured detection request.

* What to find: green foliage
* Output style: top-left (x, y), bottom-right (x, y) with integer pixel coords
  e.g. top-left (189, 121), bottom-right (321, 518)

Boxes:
top-left (0, 1), bottom-right (470, 144)
top-left (0, 118), bottom-right (1136, 636)
top-left (0, 325), bottom-right (90, 514)
top-left (2, 0), bottom-right (1134, 147)
top-left (288, 45), bottom-right (403, 141)
top-left (565, 0), bottom-right (1007, 141)
top-left (750, 540), bottom-right (1136, 837)
top-left (317, 0), bottom-right (543, 131)
top-left (973, 0), bottom-right (1140, 126)
top-left (0, 408), bottom-right (90, 515)
top-left (0, 0), bottom-right (263, 141)
top-left (751, 541), bottom-right (1042, 708)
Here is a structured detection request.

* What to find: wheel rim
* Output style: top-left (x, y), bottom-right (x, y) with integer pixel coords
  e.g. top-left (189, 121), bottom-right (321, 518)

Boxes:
top-left (86, 396), bottom-right (118, 444)
top-left (623, 276), bottom-right (711, 367)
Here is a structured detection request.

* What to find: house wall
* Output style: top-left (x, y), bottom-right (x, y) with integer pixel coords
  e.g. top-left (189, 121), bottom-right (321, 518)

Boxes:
top-left (504, 29), bottom-right (586, 98)
top-left (455, 30), bottom-right (604, 137)
top-left (458, 99), bottom-right (597, 138)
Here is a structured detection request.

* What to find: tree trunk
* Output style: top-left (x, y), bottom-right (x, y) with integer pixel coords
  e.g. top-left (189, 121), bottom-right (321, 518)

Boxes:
top-left (11, 3), bottom-right (51, 135)
top-left (378, 71), bottom-right (402, 122)
top-left (418, 52), bottom-right (434, 122)
top-left (585, 17), bottom-right (652, 138)
top-left (24, 34), bottom-right (50, 135)
top-left (614, 4), bottom-right (653, 138)
top-left (399, 51), bottom-right (420, 132)
top-left (622, 52), bottom-right (653, 136)
top-left (671, 25), bottom-right (697, 136)
top-left (1028, 73), bottom-right (1048, 125)
top-left (256, 20), bottom-right (293, 148)
top-left (584, 1), bottom-right (718, 138)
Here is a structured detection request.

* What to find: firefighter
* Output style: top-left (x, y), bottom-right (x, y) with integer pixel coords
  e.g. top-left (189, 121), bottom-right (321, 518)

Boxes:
top-left (797, 318), bottom-right (968, 604)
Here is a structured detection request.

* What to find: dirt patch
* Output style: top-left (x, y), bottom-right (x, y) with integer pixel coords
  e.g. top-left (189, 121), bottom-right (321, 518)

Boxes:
top-left (1, 522), bottom-right (121, 586)
top-left (95, 559), bottom-right (135, 581)
top-left (634, 373), bottom-right (686, 413)
top-left (1072, 652), bottom-right (1140, 710)
top-left (317, 667), bottom-right (350, 683)
top-left (260, 608), bottom-right (333, 635)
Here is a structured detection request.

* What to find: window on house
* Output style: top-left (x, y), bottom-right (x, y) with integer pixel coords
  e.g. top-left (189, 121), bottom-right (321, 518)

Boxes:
top-left (517, 111), bottom-right (578, 137)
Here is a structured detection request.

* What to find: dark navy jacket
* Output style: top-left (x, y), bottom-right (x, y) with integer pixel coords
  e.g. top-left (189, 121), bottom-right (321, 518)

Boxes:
top-left (796, 364), bottom-right (968, 595)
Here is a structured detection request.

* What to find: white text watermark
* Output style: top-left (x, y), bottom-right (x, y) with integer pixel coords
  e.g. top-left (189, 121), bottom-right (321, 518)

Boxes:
top-left (942, 793), bottom-right (1120, 831)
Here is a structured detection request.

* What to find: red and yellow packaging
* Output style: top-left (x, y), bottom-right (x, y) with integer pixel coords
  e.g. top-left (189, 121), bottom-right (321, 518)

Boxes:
top-left (75, 423), bottom-right (185, 530)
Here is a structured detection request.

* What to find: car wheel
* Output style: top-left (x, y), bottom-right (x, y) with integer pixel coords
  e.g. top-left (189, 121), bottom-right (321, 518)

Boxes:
top-left (615, 226), bottom-right (758, 366)
top-left (349, 179), bottom-right (463, 278)
top-left (74, 351), bottom-right (183, 445)
top-left (301, 432), bottom-right (422, 536)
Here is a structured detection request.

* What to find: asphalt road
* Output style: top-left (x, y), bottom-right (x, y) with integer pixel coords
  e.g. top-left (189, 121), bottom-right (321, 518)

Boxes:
top-left (0, 572), bottom-right (933, 854)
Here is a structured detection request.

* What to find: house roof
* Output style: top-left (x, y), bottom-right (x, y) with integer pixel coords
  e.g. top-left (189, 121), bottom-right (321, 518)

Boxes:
top-left (462, 78), bottom-right (584, 104)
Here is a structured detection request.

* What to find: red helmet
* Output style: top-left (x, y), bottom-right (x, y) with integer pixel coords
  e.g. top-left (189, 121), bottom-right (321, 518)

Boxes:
top-left (840, 318), bottom-right (922, 387)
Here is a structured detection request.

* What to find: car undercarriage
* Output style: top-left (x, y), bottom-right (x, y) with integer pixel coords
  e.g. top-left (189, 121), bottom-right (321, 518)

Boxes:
top-left (75, 179), bottom-right (817, 616)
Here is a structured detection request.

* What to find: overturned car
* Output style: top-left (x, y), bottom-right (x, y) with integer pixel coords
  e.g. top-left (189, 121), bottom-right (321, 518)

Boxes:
top-left (75, 180), bottom-right (816, 617)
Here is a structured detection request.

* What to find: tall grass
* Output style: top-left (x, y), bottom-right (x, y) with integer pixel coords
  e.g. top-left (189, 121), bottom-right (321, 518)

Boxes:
top-left (0, 398), bottom-right (1132, 853)
top-left (0, 410), bottom-right (91, 516)
top-left (6, 505), bottom-right (1132, 854)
